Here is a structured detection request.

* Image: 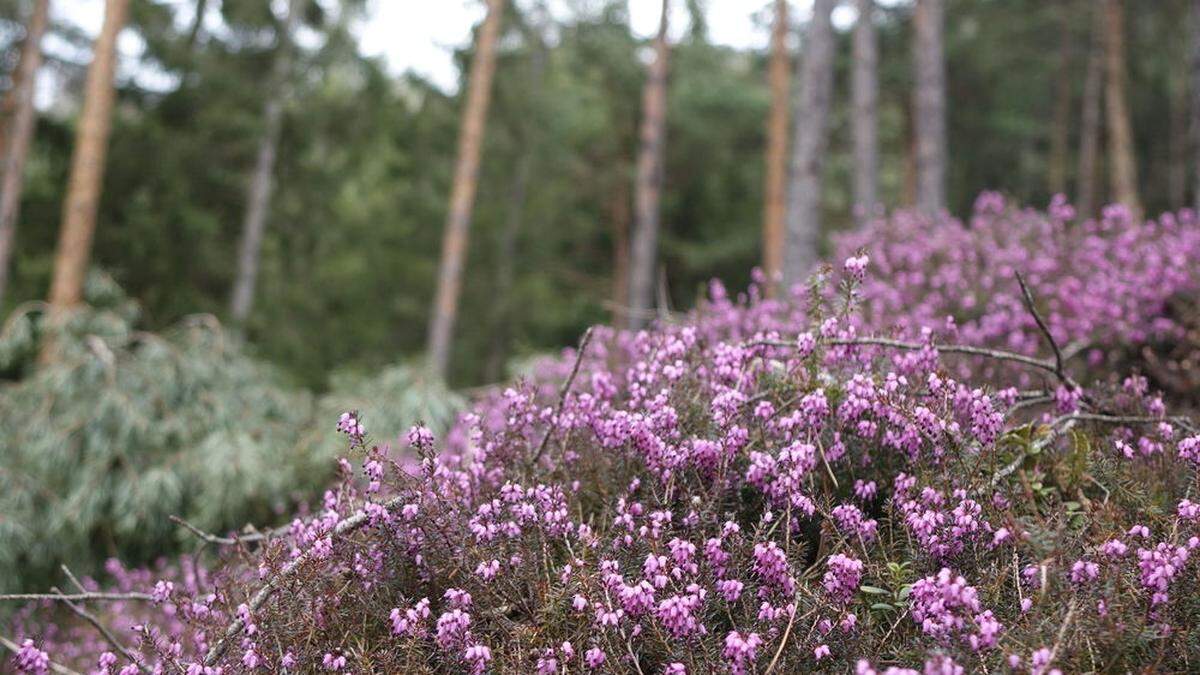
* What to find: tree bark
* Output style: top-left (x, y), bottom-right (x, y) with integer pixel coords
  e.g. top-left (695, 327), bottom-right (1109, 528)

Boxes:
top-left (1048, 5), bottom-right (1073, 196)
top-left (426, 0), bottom-right (506, 378)
top-left (762, 0), bottom-right (789, 293)
top-left (783, 0), bottom-right (835, 286)
top-left (42, 0), bottom-right (129, 347)
top-left (229, 0), bottom-right (303, 323)
top-left (1102, 0), bottom-right (1141, 218)
top-left (852, 0), bottom-right (879, 223)
top-left (627, 0), bottom-right (670, 330)
top-left (912, 0), bottom-right (946, 215)
top-left (1169, 68), bottom-right (1187, 209)
top-left (1192, 0), bottom-right (1200, 213)
top-left (0, 0), bottom-right (50, 304)
top-left (610, 170), bottom-right (631, 322)
top-left (1078, 5), bottom-right (1104, 220)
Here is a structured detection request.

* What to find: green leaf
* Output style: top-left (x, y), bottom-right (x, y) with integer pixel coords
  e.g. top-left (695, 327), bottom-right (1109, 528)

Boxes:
top-left (860, 585), bottom-right (890, 595)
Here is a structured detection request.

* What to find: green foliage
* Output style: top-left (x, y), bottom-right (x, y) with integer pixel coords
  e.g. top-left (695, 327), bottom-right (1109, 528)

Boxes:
top-left (0, 274), bottom-right (463, 593)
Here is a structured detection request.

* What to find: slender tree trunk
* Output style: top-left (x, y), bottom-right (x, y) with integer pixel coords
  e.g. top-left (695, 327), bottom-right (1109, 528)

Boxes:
top-left (610, 170), bottom-right (631, 322)
top-left (0, 0), bottom-right (50, 304)
top-left (903, 99), bottom-right (917, 206)
top-left (1078, 6), bottom-right (1104, 219)
top-left (1102, 0), bottom-right (1141, 218)
top-left (186, 0), bottom-right (210, 49)
top-left (912, 0), bottom-right (946, 215)
top-left (41, 0), bottom-right (129, 364)
top-left (853, 0), bottom-right (879, 222)
top-left (782, 0), bottom-right (835, 286)
top-left (762, 0), bottom-right (789, 293)
top-left (1191, 0), bottom-right (1200, 213)
top-left (426, 0), bottom-right (506, 378)
top-left (229, 0), bottom-right (302, 323)
top-left (1170, 69), bottom-right (1187, 209)
top-left (1048, 7), bottom-right (1073, 196)
top-left (627, 0), bottom-right (670, 329)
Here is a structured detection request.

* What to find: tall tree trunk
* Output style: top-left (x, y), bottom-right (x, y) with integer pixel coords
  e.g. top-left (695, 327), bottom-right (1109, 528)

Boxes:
top-left (0, 0), bottom-right (50, 304)
top-left (1078, 5), bottom-right (1104, 220)
top-left (229, 0), bottom-right (303, 323)
top-left (610, 170), bottom-right (631, 322)
top-left (41, 0), bottom-right (129, 365)
top-left (426, 0), bottom-right (506, 378)
top-left (762, 0), bottom-right (789, 293)
top-left (852, 0), bottom-right (879, 222)
top-left (1048, 6), bottom-right (1073, 196)
top-left (783, 0), bottom-right (835, 286)
top-left (1191, 0), bottom-right (1200, 213)
top-left (1102, 0), bottom-right (1141, 218)
top-left (1170, 69), bottom-right (1188, 209)
top-left (912, 0), bottom-right (946, 215)
top-left (627, 0), bottom-right (670, 329)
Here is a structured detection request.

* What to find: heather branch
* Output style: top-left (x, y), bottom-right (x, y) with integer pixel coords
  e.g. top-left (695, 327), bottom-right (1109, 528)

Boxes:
top-left (529, 325), bottom-right (594, 468)
top-left (204, 494), bottom-right (406, 665)
top-left (170, 514), bottom-right (284, 546)
top-left (1015, 272), bottom-right (1067, 382)
top-left (0, 635), bottom-right (82, 675)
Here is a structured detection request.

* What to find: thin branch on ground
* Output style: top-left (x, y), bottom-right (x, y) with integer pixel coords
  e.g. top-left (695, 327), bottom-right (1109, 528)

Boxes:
top-left (749, 336), bottom-right (1059, 376)
top-left (170, 514), bottom-right (283, 546)
top-left (0, 591), bottom-right (153, 603)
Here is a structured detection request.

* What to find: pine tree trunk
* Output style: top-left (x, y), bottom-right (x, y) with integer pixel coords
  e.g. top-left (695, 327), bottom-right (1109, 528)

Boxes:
top-left (427, 0), bottom-right (506, 378)
top-left (1102, 0), bottom-right (1141, 218)
top-left (1078, 5), bottom-right (1104, 219)
top-left (41, 0), bottom-right (129, 354)
top-left (627, 0), bottom-right (670, 330)
top-left (783, 0), bottom-right (835, 286)
top-left (229, 0), bottom-right (303, 323)
top-left (610, 171), bottom-right (631, 323)
top-left (913, 0), bottom-right (946, 215)
top-left (0, 0), bottom-right (50, 304)
top-left (853, 0), bottom-right (879, 223)
top-left (1169, 69), bottom-right (1187, 209)
top-left (762, 0), bottom-right (789, 293)
top-left (1048, 8), bottom-right (1073, 197)
top-left (1191, 0), bottom-right (1200, 213)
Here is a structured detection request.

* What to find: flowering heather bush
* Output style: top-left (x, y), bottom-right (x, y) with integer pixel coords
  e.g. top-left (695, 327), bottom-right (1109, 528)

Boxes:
top-left (835, 193), bottom-right (1200, 388)
top-left (6, 198), bottom-right (1200, 673)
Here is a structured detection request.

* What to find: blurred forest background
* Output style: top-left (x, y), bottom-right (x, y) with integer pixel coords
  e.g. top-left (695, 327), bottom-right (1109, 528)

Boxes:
top-left (0, 0), bottom-right (1191, 390)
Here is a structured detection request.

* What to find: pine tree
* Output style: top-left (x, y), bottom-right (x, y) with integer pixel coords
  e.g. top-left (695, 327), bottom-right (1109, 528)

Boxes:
top-left (762, 0), bottom-right (790, 293)
top-left (853, 0), bottom-right (879, 222)
top-left (1103, 0), bottom-right (1141, 217)
top-left (913, 0), bottom-right (947, 215)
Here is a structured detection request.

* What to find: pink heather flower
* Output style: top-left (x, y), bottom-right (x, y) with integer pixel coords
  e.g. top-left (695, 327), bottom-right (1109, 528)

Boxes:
top-left (822, 553), bottom-right (865, 604)
top-left (322, 652), bottom-right (346, 671)
top-left (407, 424), bottom-right (435, 449)
top-left (814, 644), bottom-right (831, 660)
top-left (844, 254), bottom-right (869, 281)
top-left (655, 592), bottom-right (704, 638)
top-left (335, 411), bottom-right (365, 445)
top-left (722, 631), bottom-right (762, 675)
top-left (13, 640), bottom-right (49, 674)
top-left (475, 559), bottom-right (501, 580)
top-left (1070, 559), bottom-right (1100, 584)
top-left (1020, 597), bottom-right (1033, 613)
top-left (151, 580), bottom-right (174, 604)
top-left (664, 663), bottom-right (687, 675)
top-left (1100, 539), bottom-right (1128, 558)
top-left (242, 649), bottom-right (260, 669)
top-left (1179, 499), bottom-right (1200, 521)
top-left (854, 479), bottom-right (877, 501)
top-left (572, 594), bottom-right (588, 612)
top-left (1129, 524), bottom-right (1151, 539)
top-left (584, 647), bottom-right (607, 669)
top-left (435, 609), bottom-right (472, 649)
top-left (717, 578), bottom-right (744, 602)
top-left (463, 644), bottom-right (492, 672)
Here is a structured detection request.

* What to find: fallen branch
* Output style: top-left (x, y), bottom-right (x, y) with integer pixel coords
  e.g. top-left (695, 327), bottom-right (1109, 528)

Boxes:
top-left (750, 336), bottom-right (1059, 376)
top-left (170, 514), bottom-right (284, 547)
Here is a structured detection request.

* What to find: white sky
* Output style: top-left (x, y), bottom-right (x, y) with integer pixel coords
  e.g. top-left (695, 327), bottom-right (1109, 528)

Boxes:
top-left (46, 0), bottom-right (871, 94)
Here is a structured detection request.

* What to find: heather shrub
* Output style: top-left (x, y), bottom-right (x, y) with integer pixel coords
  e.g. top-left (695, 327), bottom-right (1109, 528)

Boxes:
top-left (5, 199), bottom-right (1200, 674)
top-left (835, 193), bottom-right (1200, 390)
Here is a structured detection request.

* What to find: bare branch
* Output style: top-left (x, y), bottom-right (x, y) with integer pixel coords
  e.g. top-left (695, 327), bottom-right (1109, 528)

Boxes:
top-left (52, 588), bottom-right (149, 674)
top-left (170, 514), bottom-right (282, 546)
top-left (0, 592), bottom-right (153, 603)
top-left (749, 336), bottom-right (1059, 375)
top-left (529, 326), bottom-right (594, 468)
